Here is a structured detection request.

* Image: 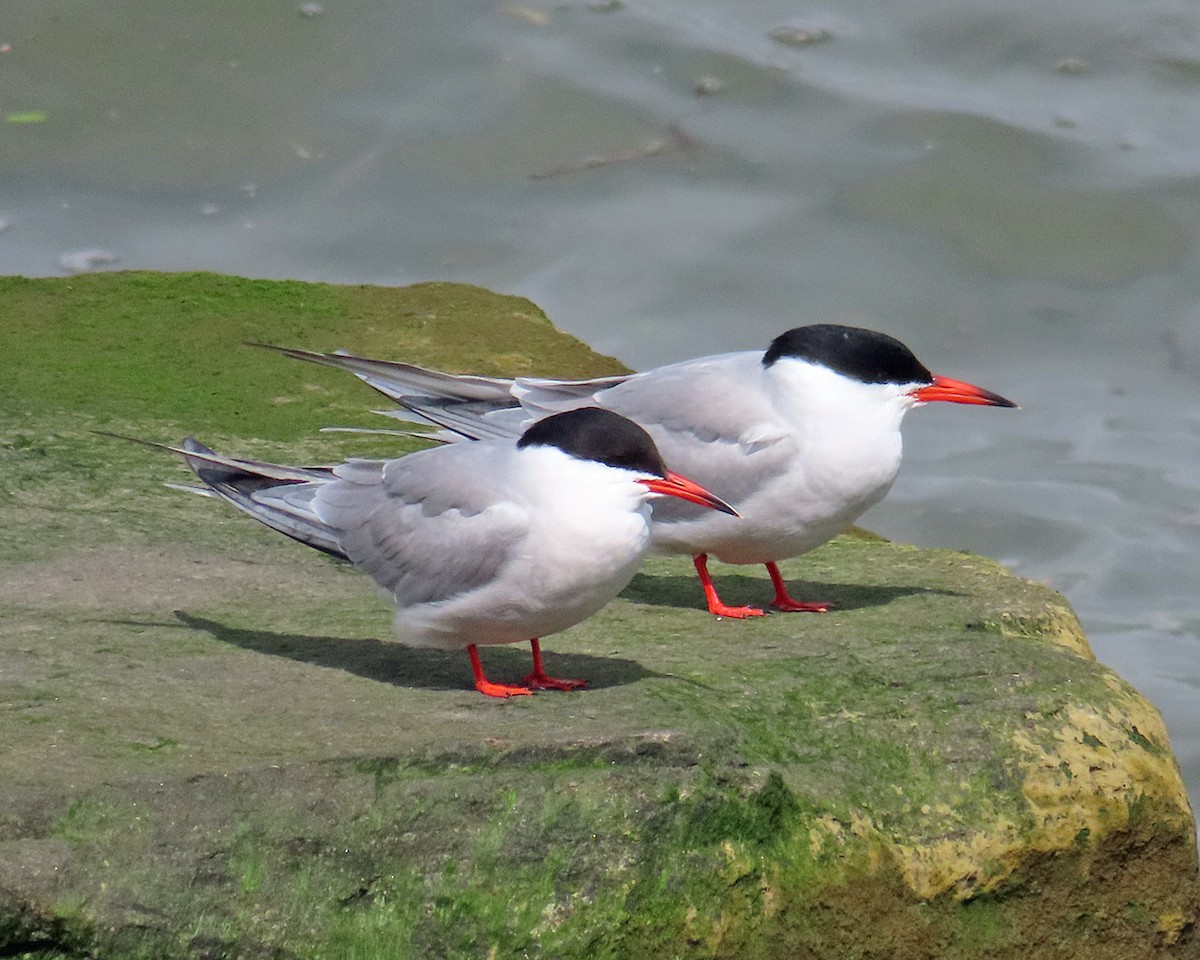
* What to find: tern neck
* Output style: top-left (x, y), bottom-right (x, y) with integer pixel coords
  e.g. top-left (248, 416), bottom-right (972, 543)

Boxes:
top-left (767, 357), bottom-right (915, 433)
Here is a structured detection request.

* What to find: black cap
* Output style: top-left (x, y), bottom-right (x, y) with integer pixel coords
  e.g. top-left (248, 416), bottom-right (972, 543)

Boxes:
top-left (517, 407), bottom-right (667, 477)
top-left (763, 324), bottom-right (933, 386)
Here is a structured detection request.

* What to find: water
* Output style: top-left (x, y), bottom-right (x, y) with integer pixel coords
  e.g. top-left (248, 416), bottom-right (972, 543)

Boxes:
top-left (3, 0), bottom-right (1199, 807)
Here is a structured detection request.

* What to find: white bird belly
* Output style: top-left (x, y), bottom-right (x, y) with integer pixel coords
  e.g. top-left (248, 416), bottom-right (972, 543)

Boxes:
top-left (391, 502), bottom-right (651, 650)
top-left (648, 459), bottom-right (899, 566)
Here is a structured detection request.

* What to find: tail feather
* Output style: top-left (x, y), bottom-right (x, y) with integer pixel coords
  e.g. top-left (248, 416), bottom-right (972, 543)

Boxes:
top-left (101, 432), bottom-right (350, 561)
top-left (246, 343), bottom-right (520, 404)
top-left (176, 437), bottom-right (333, 485)
top-left (511, 375), bottom-right (628, 416)
top-left (391, 398), bottom-right (529, 442)
top-left (175, 438), bottom-right (347, 559)
top-left (251, 341), bottom-right (634, 445)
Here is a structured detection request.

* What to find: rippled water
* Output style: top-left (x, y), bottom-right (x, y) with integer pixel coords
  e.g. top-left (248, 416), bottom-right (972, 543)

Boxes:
top-left (3, 0), bottom-right (1199, 806)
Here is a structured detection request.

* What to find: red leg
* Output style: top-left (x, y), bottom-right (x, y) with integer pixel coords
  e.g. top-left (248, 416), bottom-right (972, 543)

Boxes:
top-left (766, 562), bottom-right (832, 613)
top-left (523, 639), bottom-right (587, 691)
top-left (692, 554), bottom-right (766, 618)
top-left (468, 644), bottom-right (533, 698)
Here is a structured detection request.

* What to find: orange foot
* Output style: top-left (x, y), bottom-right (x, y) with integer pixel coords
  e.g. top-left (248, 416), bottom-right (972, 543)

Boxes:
top-left (522, 672), bottom-right (587, 692)
top-left (707, 601), bottom-right (768, 619)
top-left (770, 597), bottom-right (832, 613)
top-left (693, 554), bottom-right (769, 619)
top-left (475, 678), bottom-right (534, 699)
top-left (523, 639), bottom-right (587, 691)
top-left (467, 644), bottom-right (534, 699)
top-left (766, 562), bottom-right (833, 614)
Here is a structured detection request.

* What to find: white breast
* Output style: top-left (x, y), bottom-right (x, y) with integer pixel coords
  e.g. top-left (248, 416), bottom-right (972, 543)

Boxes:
top-left (643, 357), bottom-right (916, 565)
top-left (392, 447), bottom-right (653, 649)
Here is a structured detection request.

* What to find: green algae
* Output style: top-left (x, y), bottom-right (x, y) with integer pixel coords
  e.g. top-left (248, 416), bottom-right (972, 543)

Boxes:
top-left (0, 272), bottom-right (1196, 958)
top-left (0, 271), bottom-right (626, 443)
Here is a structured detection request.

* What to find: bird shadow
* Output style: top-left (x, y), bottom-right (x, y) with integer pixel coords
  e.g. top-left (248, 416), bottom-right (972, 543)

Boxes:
top-left (622, 571), bottom-right (962, 613)
top-left (167, 611), bottom-right (662, 693)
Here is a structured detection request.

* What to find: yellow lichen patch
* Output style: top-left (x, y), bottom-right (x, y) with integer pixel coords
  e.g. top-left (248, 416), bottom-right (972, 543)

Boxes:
top-left (807, 813), bottom-right (896, 883)
top-left (809, 814), bottom-right (845, 857)
top-left (1014, 699), bottom-right (1192, 843)
top-left (1157, 910), bottom-right (1189, 946)
top-left (760, 874), bottom-right (779, 918)
top-left (682, 899), bottom-right (736, 953)
top-left (848, 810), bottom-right (875, 839)
top-left (683, 904), bottom-right (698, 930)
top-left (720, 839), bottom-right (755, 885)
top-left (888, 676), bottom-right (1192, 902)
top-left (886, 692), bottom-right (1193, 900)
top-left (984, 601), bottom-right (1094, 660)
top-left (892, 818), bottom-right (1026, 899)
top-left (1041, 600), bottom-right (1094, 659)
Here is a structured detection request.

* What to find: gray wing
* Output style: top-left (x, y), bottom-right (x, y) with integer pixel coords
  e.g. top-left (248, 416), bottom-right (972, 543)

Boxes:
top-left (509, 373), bottom-right (631, 412)
top-left (314, 445), bottom-right (532, 607)
top-left (593, 353), bottom-right (799, 510)
top-left (387, 358), bottom-right (781, 477)
top-left (141, 434), bottom-right (533, 601)
top-left (254, 342), bottom-right (633, 442)
top-left (378, 396), bottom-right (532, 442)
top-left (381, 373), bottom-right (628, 441)
top-left (255, 342), bottom-right (794, 506)
top-left (152, 437), bottom-right (347, 558)
top-left (249, 343), bottom-right (520, 403)
top-left (588, 353), bottom-right (775, 441)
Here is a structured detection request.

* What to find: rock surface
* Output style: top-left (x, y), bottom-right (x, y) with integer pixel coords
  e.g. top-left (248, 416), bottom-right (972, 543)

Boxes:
top-left (0, 272), bottom-right (1195, 958)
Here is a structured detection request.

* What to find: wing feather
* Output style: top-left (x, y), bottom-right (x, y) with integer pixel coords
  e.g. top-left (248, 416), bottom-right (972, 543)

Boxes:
top-left (314, 444), bottom-right (532, 608)
top-left (170, 438), bottom-right (346, 558)
top-left (589, 354), bottom-right (798, 511)
top-left (249, 344), bottom-right (520, 402)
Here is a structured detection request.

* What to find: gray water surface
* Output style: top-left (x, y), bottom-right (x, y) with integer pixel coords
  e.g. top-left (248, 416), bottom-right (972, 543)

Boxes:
top-left (4, 0), bottom-right (1199, 807)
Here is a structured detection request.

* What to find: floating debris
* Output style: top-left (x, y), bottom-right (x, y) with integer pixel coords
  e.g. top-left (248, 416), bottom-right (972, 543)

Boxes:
top-left (6, 111), bottom-right (47, 124)
top-left (1056, 57), bottom-right (1088, 75)
top-left (60, 249), bottom-right (117, 274)
top-left (694, 76), bottom-right (725, 96)
top-left (531, 126), bottom-right (695, 180)
top-left (769, 24), bottom-right (832, 47)
top-left (499, 3), bottom-right (549, 26)
top-left (588, 0), bottom-right (622, 10)
top-left (0, 218), bottom-right (9, 234)
top-left (297, 2), bottom-right (324, 15)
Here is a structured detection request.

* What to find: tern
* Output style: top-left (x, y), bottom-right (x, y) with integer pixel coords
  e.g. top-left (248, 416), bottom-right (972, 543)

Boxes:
top-left (141, 407), bottom-right (736, 698)
top-left (256, 324), bottom-right (1016, 619)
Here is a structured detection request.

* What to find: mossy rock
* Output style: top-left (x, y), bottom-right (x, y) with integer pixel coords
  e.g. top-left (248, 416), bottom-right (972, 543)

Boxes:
top-left (0, 272), bottom-right (1195, 959)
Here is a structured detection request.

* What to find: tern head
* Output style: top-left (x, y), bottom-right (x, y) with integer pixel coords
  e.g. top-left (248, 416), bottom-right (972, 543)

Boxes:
top-left (763, 324), bottom-right (1017, 409)
top-left (517, 407), bottom-right (738, 515)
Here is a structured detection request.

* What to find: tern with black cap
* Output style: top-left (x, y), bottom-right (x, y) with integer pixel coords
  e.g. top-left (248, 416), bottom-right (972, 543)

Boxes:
top-left (256, 324), bottom-right (1016, 619)
top-left (138, 407), bottom-right (736, 697)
